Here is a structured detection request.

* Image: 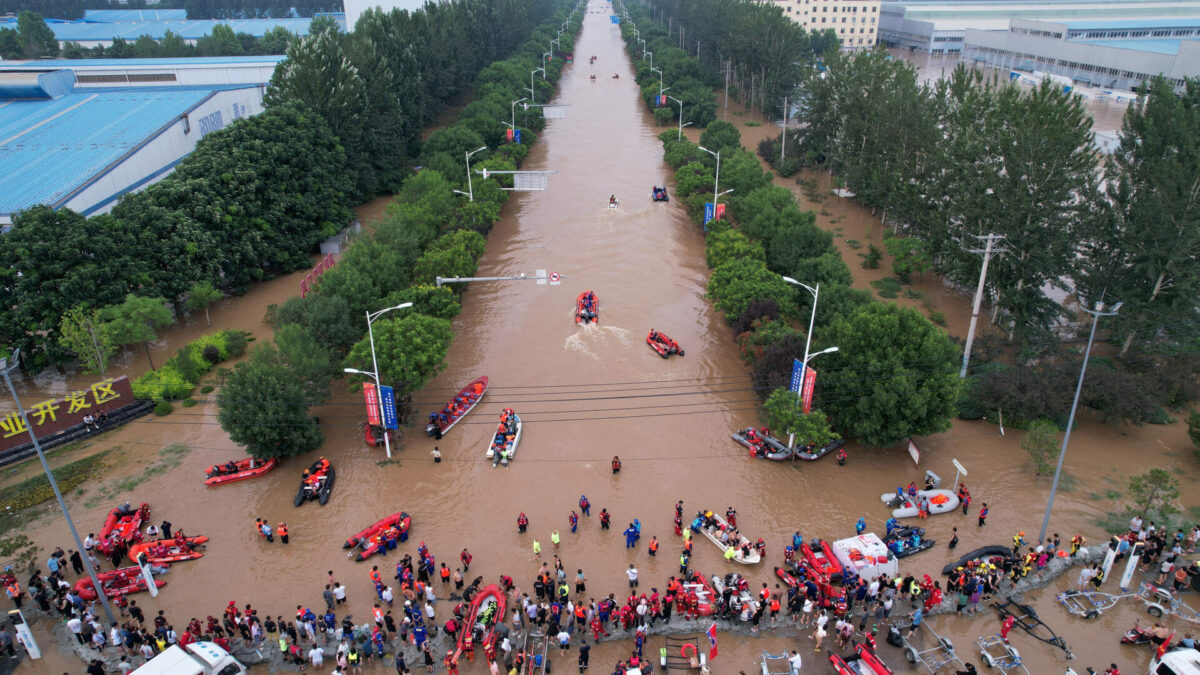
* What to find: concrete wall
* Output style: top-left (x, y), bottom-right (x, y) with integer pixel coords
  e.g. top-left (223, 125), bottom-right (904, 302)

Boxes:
top-left (66, 86), bottom-right (266, 216)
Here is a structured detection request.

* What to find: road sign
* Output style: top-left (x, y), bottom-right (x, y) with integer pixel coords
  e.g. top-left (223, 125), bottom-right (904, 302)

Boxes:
top-left (380, 385), bottom-right (398, 430)
top-left (549, 272), bottom-right (561, 283)
top-left (907, 440), bottom-right (921, 465)
top-left (952, 458), bottom-right (968, 476)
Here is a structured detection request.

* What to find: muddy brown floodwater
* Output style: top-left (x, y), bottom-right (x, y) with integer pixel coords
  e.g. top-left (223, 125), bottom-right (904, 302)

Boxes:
top-left (8, 5), bottom-right (1200, 673)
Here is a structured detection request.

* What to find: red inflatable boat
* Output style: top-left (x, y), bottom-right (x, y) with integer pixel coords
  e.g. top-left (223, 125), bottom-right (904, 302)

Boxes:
top-left (829, 642), bottom-right (894, 674)
top-left (346, 511), bottom-right (411, 561)
top-left (646, 330), bottom-right (684, 358)
top-left (127, 536), bottom-right (208, 564)
top-left (425, 376), bottom-right (488, 438)
top-left (204, 458), bottom-right (277, 486)
top-left (802, 540), bottom-right (843, 579)
top-left (98, 502), bottom-right (149, 553)
top-left (73, 566), bottom-right (166, 601)
top-left (575, 290), bottom-right (598, 324)
top-left (678, 571), bottom-right (718, 616)
top-left (456, 584), bottom-right (507, 655)
top-left (362, 423), bottom-right (394, 447)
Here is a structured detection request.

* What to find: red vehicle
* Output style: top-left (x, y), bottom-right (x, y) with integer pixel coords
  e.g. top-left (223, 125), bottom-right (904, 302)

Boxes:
top-left (97, 502), bottom-right (149, 553)
top-left (829, 643), bottom-right (894, 674)
top-left (802, 540), bottom-right (843, 579)
top-left (576, 290), bottom-right (598, 324)
top-left (346, 511), bottom-right (411, 562)
top-left (204, 457), bottom-right (277, 486)
top-left (73, 566), bottom-right (166, 601)
top-left (646, 330), bottom-right (684, 358)
top-left (127, 536), bottom-right (208, 564)
top-left (456, 584), bottom-right (507, 656)
top-left (425, 376), bottom-right (488, 438)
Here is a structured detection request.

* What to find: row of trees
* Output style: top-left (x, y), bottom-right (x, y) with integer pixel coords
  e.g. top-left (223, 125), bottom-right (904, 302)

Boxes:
top-left (0, 0), bottom-right (336, 20)
top-left (618, 5), bottom-right (962, 448)
top-left (0, 10), bottom-right (59, 59)
top-left (60, 23), bottom-right (298, 59)
top-left (215, 4), bottom-right (583, 459)
top-left (787, 51), bottom-right (1200, 358)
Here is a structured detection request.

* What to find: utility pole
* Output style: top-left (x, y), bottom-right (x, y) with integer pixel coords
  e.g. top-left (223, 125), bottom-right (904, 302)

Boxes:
top-left (780, 96), bottom-right (789, 162)
top-left (723, 60), bottom-right (731, 116)
top-left (960, 233), bottom-right (1007, 378)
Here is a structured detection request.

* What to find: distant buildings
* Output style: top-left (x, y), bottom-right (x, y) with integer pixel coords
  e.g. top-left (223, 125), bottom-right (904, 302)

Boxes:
top-left (768, 0), bottom-right (881, 49)
top-left (343, 0), bottom-right (426, 31)
top-left (880, 1), bottom-right (1200, 91)
top-left (0, 56), bottom-right (281, 225)
top-left (0, 9), bottom-right (345, 48)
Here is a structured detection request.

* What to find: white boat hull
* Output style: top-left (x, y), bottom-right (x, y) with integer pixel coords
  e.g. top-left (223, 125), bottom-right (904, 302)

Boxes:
top-left (880, 489), bottom-right (960, 519)
top-left (695, 512), bottom-right (762, 565)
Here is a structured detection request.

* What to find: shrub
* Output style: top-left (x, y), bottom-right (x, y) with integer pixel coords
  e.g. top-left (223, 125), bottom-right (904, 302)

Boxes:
top-left (200, 385), bottom-right (214, 394)
top-left (181, 398), bottom-right (198, 408)
top-left (132, 364), bottom-right (194, 400)
top-left (201, 345), bottom-right (221, 364)
top-left (863, 244), bottom-right (882, 269)
top-left (154, 400), bottom-right (174, 416)
top-left (0, 451), bottom-right (109, 512)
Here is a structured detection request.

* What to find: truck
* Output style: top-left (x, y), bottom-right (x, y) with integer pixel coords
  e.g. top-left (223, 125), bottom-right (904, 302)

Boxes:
top-left (131, 641), bottom-right (245, 675)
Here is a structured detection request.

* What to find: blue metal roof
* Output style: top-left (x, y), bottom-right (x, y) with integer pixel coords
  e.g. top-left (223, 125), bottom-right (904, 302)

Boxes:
top-left (83, 9), bottom-right (189, 21)
top-left (0, 88), bottom-right (225, 216)
top-left (1065, 17), bottom-right (1200, 30)
top-left (0, 17), bottom-right (341, 41)
top-left (0, 56), bottom-right (286, 68)
top-left (1081, 38), bottom-right (1194, 53)
top-left (0, 70), bottom-right (75, 99)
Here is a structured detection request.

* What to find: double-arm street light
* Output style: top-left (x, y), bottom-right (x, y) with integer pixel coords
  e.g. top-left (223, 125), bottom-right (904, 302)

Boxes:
top-left (666, 95), bottom-right (688, 141)
top-left (529, 67), bottom-right (545, 103)
top-left (649, 67), bottom-right (665, 96)
top-left (781, 277), bottom-right (838, 449)
top-left (452, 146), bottom-right (488, 202)
top-left (344, 301), bottom-right (414, 458)
top-left (697, 146), bottom-right (731, 219)
top-left (509, 97), bottom-right (528, 131)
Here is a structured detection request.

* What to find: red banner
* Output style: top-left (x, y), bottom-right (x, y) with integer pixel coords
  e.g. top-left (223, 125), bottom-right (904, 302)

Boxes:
top-left (800, 366), bottom-right (817, 414)
top-left (0, 377), bottom-right (135, 452)
top-left (363, 383), bottom-right (381, 426)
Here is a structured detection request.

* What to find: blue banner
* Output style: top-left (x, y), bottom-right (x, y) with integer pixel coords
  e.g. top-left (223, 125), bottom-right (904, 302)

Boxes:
top-left (380, 385), bottom-right (398, 430)
top-left (790, 358), bottom-right (804, 394)
top-left (610, 15), bottom-right (620, 23)
top-left (703, 202), bottom-right (715, 224)
top-left (514, 128), bottom-right (522, 144)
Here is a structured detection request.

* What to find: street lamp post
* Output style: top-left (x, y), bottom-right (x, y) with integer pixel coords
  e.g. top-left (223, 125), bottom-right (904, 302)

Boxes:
top-left (345, 301), bottom-right (414, 459)
top-left (666, 95), bottom-right (686, 140)
top-left (697, 145), bottom-right (723, 214)
top-left (1037, 300), bottom-right (1122, 543)
top-left (452, 146), bottom-right (488, 202)
top-left (781, 277), bottom-right (833, 449)
top-left (1, 360), bottom-right (117, 626)
top-left (510, 97), bottom-right (527, 131)
top-left (543, 52), bottom-right (551, 75)
top-left (529, 67), bottom-right (545, 103)
top-left (649, 66), bottom-right (664, 96)
top-left (645, 51), bottom-right (653, 68)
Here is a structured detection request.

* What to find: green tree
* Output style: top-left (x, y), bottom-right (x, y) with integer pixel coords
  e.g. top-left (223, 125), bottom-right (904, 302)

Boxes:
top-left (272, 324), bottom-right (338, 403)
top-left (698, 119), bottom-right (741, 154)
top-left (818, 303), bottom-right (962, 447)
top-left (1127, 467), bottom-right (1181, 518)
top-left (1189, 412), bottom-right (1200, 449)
top-left (271, 294), bottom-right (361, 356)
top-left (100, 294), bottom-right (173, 370)
top-left (1021, 419), bottom-right (1061, 475)
top-left (885, 236), bottom-right (931, 284)
top-left (762, 388), bottom-right (836, 448)
top-left (185, 281), bottom-right (223, 326)
top-left (1079, 77), bottom-right (1200, 355)
top-left (344, 314), bottom-right (453, 395)
top-left (707, 258), bottom-right (796, 321)
top-left (59, 306), bottom-right (116, 376)
top-left (17, 11), bottom-right (58, 59)
top-left (0, 28), bottom-right (20, 60)
top-left (216, 345), bottom-right (324, 460)
top-left (195, 23), bottom-right (243, 56)
top-left (705, 228), bottom-right (764, 270)
top-left (413, 230), bottom-right (487, 286)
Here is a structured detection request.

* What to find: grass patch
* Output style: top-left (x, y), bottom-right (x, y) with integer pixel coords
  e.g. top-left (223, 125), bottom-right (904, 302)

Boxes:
top-left (928, 311), bottom-right (947, 327)
top-left (845, 239), bottom-right (861, 249)
top-left (0, 450), bottom-right (111, 514)
top-left (903, 289), bottom-right (925, 300)
top-left (94, 444), bottom-right (191, 500)
top-left (1106, 489), bottom-right (1122, 500)
top-left (1189, 506), bottom-right (1200, 521)
top-left (1094, 511), bottom-right (1128, 535)
top-left (0, 534), bottom-right (32, 557)
top-left (870, 277), bottom-right (902, 299)
top-left (200, 385), bottom-right (214, 394)
top-left (744, 121), bottom-right (761, 127)
top-left (181, 398), bottom-right (198, 408)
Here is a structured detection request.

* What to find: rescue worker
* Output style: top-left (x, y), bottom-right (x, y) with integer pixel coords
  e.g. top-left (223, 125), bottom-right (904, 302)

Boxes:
top-left (278, 523), bottom-right (289, 545)
top-left (611, 456), bottom-right (621, 473)
top-left (517, 513), bottom-right (529, 533)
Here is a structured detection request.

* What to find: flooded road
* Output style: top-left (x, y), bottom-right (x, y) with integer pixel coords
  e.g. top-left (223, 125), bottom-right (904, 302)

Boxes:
top-left (7, 6), bottom-right (1200, 673)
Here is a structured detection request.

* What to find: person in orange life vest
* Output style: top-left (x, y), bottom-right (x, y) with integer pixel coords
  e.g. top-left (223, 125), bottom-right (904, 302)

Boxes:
top-left (611, 456), bottom-right (621, 473)
top-left (225, 601), bottom-right (238, 623)
top-left (370, 566), bottom-right (383, 586)
top-left (837, 447), bottom-right (848, 466)
top-left (648, 537), bottom-right (659, 556)
top-left (278, 523), bottom-right (289, 545)
top-left (317, 456), bottom-right (330, 473)
top-left (599, 509), bottom-right (611, 530)
top-left (440, 564), bottom-right (451, 584)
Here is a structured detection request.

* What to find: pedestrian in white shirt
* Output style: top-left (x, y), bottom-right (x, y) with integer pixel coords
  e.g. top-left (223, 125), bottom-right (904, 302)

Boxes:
top-left (788, 651), bottom-right (802, 671)
top-left (309, 645), bottom-right (325, 667)
top-left (626, 565), bottom-right (638, 587)
top-left (381, 586), bottom-right (395, 607)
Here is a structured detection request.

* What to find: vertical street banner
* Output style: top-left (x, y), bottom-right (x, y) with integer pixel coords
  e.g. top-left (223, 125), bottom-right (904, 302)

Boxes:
top-left (514, 129), bottom-right (522, 144)
top-left (789, 358), bottom-right (804, 394)
top-left (380, 386), bottom-right (398, 430)
top-left (363, 383), bottom-right (381, 426)
top-left (703, 202), bottom-right (715, 224)
top-left (800, 365), bottom-right (817, 414)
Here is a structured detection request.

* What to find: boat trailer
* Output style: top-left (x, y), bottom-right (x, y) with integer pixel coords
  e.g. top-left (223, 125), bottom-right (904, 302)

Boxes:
top-left (992, 600), bottom-right (1074, 659)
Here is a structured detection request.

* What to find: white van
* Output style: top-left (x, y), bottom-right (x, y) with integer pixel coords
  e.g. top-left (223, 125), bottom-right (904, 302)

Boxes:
top-left (132, 641), bottom-right (245, 675)
top-left (1151, 648), bottom-right (1200, 675)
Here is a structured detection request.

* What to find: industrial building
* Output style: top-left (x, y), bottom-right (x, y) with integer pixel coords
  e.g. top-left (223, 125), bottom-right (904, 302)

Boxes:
top-left (0, 56), bottom-right (278, 225)
top-left (0, 9), bottom-right (344, 48)
top-left (767, 0), bottom-right (881, 49)
top-left (879, 0), bottom-right (1200, 53)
